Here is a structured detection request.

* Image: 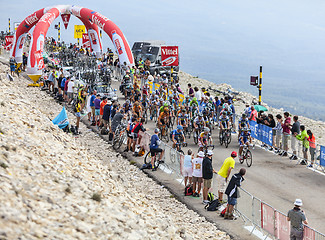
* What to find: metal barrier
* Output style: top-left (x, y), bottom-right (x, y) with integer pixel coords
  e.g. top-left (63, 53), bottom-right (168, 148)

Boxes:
top-left (235, 187), bottom-right (325, 240)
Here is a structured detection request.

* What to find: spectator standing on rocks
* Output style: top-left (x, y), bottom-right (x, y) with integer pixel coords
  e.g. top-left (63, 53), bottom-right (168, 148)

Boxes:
top-left (287, 199), bottom-right (308, 240)
top-left (249, 106), bottom-right (258, 122)
top-left (192, 151), bottom-right (205, 198)
top-left (295, 125), bottom-right (309, 164)
top-left (290, 116), bottom-right (300, 160)
top-left (99, 97), bottom-right (107, 127)
top-left (64, 76), bottom-right (70, 102)
top-left (188, 83), bottom-right (194, 98)
top-left (102, 100), bottom-right (112, 130)
top-left (217, 151), bottom-right (236, 203)
top-left (183, 149), bottom-right (194, 186)
top-left (22, 52), bottom-right (28, 71)
top-left (307, 130), bottom-right (316, 168)
top-left (194, 87), bottom-right (202, 102)
top-left (9, 57), bottom-right (16, 76)
top-left (202, 150), bottom-right (217, 204)
top-left (224, 168), bottom-right (246, 220)
top-left (281, 112), bottom-right (291, 157)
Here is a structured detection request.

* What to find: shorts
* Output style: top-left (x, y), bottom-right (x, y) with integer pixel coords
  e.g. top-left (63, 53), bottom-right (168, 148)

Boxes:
top-left (282, 133), bottom-right (290, 149)
top-left (60, 86), bottom-right (65, 91)
top-left (217, 174), bottom-right (227, 193)
top-left (75, 112), bottom-right (81, 117)
top-left (291, 135), bottom-right (297, 152)
top-left (150, 148), bottom-right (162, 156)
top-left (183, 167), bottom-right (193, 177)
top-left (10, 65), bottom-right (15, 72)
top-left (91, 106), bottom-right (95, 115)
top-left (227, 196), bottom-right (237, 205)
top-left (192, 176), bottom-right (203, 183)
top-left (203, 178), bottom-right (212, 189)
top-left (131, 132), bottom-right (138, 140)
top-left (302, 146), bottom-right (308, 153)
top-left (95, 109), bottom-right (100, 116)
top-left (67, 92), bottom-right (73, 100)
top-left (103, 119), bottom-right (109, 126)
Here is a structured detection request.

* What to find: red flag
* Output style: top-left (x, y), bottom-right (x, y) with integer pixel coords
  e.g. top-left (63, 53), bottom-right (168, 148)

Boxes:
top-left (161, 46), bottom-right (179, 66)
top-left (34, 50), bottom-right (44, 70)
top-left (61, 14), bottom-right (71, 29)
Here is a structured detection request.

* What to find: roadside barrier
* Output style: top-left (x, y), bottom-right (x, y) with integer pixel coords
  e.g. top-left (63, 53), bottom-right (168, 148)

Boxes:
top-left (235, 187), bottom-right (325, 240)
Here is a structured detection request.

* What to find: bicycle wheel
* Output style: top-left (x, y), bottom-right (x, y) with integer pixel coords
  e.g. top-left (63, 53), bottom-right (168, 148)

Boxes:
top-left (194, 131), bottom-right (198, 145)
top-left (246, 150), bottom-right (252, 167)
top-left (112, 135), bottom-right (120, 150)
top-left (239, 154), bottom-right (244, 164)
top-left (219, 131), bottom-right (223, 146)
top-left (116, 131), bottom-right (126, 149)
top-left (224, 136), bottom-right (229, 148)
top-left (144, 151), bottom-right (152, 165)
top-left (227, 130), bottom-right (232, 144)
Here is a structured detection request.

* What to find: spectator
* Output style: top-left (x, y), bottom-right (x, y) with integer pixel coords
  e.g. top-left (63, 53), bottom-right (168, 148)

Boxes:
top-left (124, 116), bottom-right (137, 152)
top-left (307, 130), bottom-right (316, 168)
top-left (9, 57), bottom-right (16, 76)
top-left (89, 90), bottom-right (97, 124)
top-left (48, 70), bottom-right (55, 92)
top-left (67, 77), bottom-right (74, 104)
top-left (110, 108), bottom-right (125, 139)
top-left (281, 112), bottom-right (291, 157)
top-left (60, 74), bottom-right (67, 99)
top-left (74, 98), bottom-right (81, 134)
top-left (102, 100), bottom-right (112, 129)
top-left (183, 149), bottom-right (194, 187)
top-left (249, 106), bottom-right (257, 122)
top-left (202, 150), bottom-right (217, 204)
top-left (217, 151), bottom-right (236, 203)
top-left (192, 151), bottom-right (205, 198)
top-left (290, 116), bottom-right (300, 160)
top-left (188, 83), bottom-right (194, 98)
top-left (287, 199), bottom-right (308, 240)
top-left (194, 87), bottom-right (202, 101)
top-left (22, 52), bottom-right (28, 71)
top-left (94, 94), bottom-right (101, 125)
top-left (99, 96), bottom-right (107, 126)
top-left (273, 114), bottom-right (283, 154)
top-left (131, 117), bottom-right (146, 152)
top-left (295, 125), bottom-right (309, 164)
top-left (224, 168), bottom-right (246, 220)
top-left (64, 76), bottom-right (70, 102)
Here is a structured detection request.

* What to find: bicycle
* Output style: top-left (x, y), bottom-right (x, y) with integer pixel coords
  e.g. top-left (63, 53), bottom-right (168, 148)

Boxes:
top-left (170, 141), bottom-right (186, 163)
top-left (112, 123), bottom-right (127, 150)
top-left (219, 128), bottom-right (232, 148)
top-left (193, 126), bottom-right (203, 145)
top-left (158, 124), bottom-right (170, 143)
top-left (201, 144), bottom-right (215, 155)
top-left (239, 144), bottom-right (252, 167)
top-left (144, 148), bottom-right (165, 170)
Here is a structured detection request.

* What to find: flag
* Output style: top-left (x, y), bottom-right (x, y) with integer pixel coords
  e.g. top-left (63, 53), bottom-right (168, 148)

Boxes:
top-left (52, 107), bottom-right (69, 129)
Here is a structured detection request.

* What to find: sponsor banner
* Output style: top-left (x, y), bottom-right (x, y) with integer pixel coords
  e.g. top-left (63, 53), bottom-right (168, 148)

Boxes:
top-left (74, 25), bottom-right (85, 39)
top-left (82, 33), bottom-right (90, 48)
top-left (320, 146), bottom-right (325, 167)
top-left (34, 50), bottom-right (44, 70)
top-left (5, 35), bottom-right (14, 50)
top-left (261, 202), bottom-right (275, 236)
top-left (249, 120), bottom-right (273, 146)
top-left (14, 22), bottom-right (20, 32)
top-left (275, 212), bottom-right (290, 240)
top-left (61, 14), bottom-right (71, 29)
top-left (161, 46), bottom-right (179, 66)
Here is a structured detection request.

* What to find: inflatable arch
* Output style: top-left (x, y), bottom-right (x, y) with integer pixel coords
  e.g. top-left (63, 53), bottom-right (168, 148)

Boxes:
top-left (10, 5), bottom-right (134, 82)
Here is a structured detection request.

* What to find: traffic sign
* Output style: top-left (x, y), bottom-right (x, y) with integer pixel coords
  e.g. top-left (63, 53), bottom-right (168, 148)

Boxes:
top-left (74, 25), bottom-right (85, 39)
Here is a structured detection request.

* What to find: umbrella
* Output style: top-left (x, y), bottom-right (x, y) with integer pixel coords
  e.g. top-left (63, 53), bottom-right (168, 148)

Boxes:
top-left (254, 105), bottom-right (268, 112)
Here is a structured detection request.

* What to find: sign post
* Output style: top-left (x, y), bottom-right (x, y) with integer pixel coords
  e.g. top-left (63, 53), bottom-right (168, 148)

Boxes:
top-left (74, 25), bottom-right (85, 47)
top-left (250, 66), bottom-right (263, 105)
top-left (8, 18), bottom-right (10, 34)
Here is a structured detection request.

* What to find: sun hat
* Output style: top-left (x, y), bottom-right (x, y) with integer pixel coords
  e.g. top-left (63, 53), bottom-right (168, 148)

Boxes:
top-left (294, 199), bottom-right (303, 206)
top-left (207, 150), bottom-right (214, 156)
top-left (198, 151), bottom-right (205, 157)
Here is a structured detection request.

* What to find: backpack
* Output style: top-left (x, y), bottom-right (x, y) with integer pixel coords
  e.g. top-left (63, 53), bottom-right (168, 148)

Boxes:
top-left (207, 192), bottom-right (214, 202)
top-left (205, 199), bottom-right (220, 211)
top-left (131, 123), bottom-right (140, 133)
top-left (220, 205), bottom-right (228, 217)
top-left (184, 185), bottom-right (193, 196)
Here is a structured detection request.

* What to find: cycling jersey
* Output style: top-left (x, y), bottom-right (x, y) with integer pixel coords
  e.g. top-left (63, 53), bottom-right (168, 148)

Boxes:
top-left (178, 113), bottom-right (188, 120)
top-left (199, 132), bottom-right (210, 143)
top-left (239, 131), bottom-right (251, 145)
top-left (194, 116), bottom-right (205, 126)
top-left (219, 115), bottom-right (229, 122)
top-left (239, 117), bottom-right (249, 128)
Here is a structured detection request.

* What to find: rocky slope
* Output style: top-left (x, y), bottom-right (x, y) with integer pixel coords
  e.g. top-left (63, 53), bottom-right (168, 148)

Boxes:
top-left (0, 63), bottom-right (229, 239)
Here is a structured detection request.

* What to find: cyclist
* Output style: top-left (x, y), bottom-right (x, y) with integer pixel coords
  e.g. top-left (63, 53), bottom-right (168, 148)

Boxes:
top-left (157, 107), bottom-right (170, 135)
top-left (150, 128), bottom-right (165, 171)
top-left (219, 111), bottom-right (230, 135)
top-left (189, 97), bottom-right (199, 118)
top-left (193, 112), bottom-right (206, 130)
top-left (182, 95), bottom-right (191, 112)
top-left (238, 113), bottom-right (250, 138)
top-left (133, 101), bottom-right (143, 118)
top-left (177, 109), bottom-right (189, 131)
top-left (171, 125), bottom-right (186, 149)
top-left (198, 127), bottom-right (213, 152)
top-left (123, 99), bottom-right (132, 116)
top-left (239, 128), bottom-right (252, 160)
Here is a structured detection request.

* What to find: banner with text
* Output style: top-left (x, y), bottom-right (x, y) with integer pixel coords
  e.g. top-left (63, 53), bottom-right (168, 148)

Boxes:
top-left (61, 14), bottom-right (71, 29)
top-left (161, 46), bottom-right (179, 66)
top-left (249, 120), bottom-right (273, 146)
top-left (74, 25), bottom-right (86, 39)
top-left (5, 35), bottom-right (14, 50)
top-left (320, 146), bottom-right (325, 167)
top-left (82, 33), bottom-right (90, 48)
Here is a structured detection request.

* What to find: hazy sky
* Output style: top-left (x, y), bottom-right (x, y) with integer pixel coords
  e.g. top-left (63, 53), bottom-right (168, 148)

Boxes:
top-left (2, 0), bottom-right (325, 118)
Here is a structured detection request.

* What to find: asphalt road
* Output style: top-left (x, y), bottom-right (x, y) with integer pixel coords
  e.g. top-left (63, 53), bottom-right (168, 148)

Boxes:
top-left (111, 78), bottom-right (325, 234)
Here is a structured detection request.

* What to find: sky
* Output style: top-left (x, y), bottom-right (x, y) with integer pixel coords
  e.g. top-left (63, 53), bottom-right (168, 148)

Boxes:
top-left (2, 0), bottom-right (325, 119)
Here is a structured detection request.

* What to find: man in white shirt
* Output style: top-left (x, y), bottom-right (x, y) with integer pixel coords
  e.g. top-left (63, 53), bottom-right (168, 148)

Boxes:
top-left (192, 151), bottom-right (205, 197)
top-left (194, 87), bottom-right (202, 101)
top-left (67, 78), bottom-right (75, 104)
